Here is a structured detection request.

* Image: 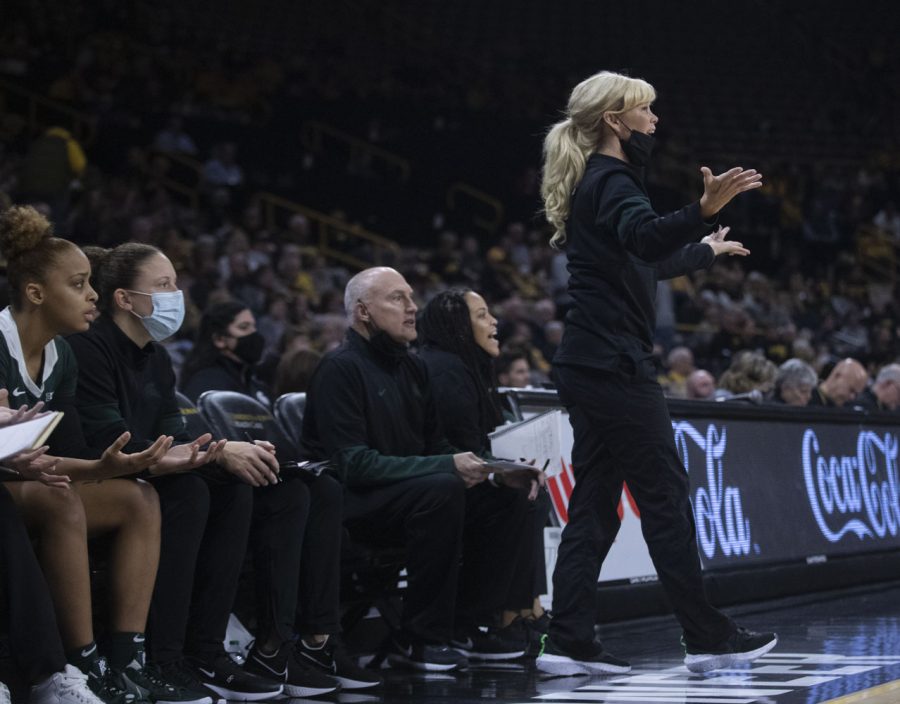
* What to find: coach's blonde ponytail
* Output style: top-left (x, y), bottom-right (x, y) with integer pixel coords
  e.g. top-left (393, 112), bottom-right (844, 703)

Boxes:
top-left (541, 71), bottom-right (656, 248)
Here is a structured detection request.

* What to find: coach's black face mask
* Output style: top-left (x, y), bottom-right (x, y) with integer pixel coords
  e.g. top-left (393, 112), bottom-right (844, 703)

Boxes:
top-left (619, 122), bottom-right (656, 168)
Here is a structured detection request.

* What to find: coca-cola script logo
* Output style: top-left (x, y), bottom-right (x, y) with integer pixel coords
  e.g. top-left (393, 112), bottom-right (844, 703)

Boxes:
top-left (672, 421), bottom-right (753, 559)
top-left (802, 429), bottom-right (900, 543)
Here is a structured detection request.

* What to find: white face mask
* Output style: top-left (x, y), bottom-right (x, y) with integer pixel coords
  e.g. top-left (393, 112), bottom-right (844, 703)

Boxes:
top-left (128, 290), bottom-right (185, 341)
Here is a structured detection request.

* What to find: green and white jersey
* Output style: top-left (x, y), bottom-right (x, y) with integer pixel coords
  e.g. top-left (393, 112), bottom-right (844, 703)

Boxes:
top-left (0, 306), bottom-right (78, 410)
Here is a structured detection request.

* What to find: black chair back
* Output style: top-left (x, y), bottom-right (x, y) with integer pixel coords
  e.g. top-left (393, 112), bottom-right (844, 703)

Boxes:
top-left (196, 390), bottom-right (299, 462)
top-left (273, 392), bottom-right (306, 447)
top-left (175, 391), bottom-right (214, 438)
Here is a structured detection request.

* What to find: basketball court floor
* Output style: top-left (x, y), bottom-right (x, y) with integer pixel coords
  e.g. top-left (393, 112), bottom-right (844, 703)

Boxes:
top-left (326, 580), bottom-right (900, 704)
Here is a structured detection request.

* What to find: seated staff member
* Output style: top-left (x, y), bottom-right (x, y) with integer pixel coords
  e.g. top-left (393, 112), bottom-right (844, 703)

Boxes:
top-left (180, 301), bottom-right (379, 691)
top-left (302, 267), bottom-right (538, 671)
top-left (71, 243), bottom-right (337, 700)
top-left (180, 301), bottom-right (272, 408)
top-left (0, 205), bottom-right (210, 704)
top-left (418, 289), bottom-right (547, 656)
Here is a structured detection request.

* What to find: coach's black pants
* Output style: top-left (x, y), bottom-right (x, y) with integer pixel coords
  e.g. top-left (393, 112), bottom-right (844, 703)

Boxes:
top-left (0, 484), bottom-right (67, 683)
top-left (549, 364), bottom-right (735, 651)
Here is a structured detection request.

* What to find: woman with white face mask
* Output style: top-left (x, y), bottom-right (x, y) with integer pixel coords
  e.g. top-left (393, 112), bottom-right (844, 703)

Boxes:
top-left (69, 243), bottom-right (342, 700)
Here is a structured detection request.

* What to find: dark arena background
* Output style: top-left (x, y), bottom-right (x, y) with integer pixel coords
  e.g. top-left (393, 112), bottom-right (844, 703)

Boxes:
top-left (2, 1), bottom-right (900, 703)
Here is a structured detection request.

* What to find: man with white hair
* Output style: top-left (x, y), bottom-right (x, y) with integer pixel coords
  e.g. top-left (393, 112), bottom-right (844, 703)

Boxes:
top-left (856, 363), bottom-right (900, 412)
top-left (301, 267), bottom-right (510, 671)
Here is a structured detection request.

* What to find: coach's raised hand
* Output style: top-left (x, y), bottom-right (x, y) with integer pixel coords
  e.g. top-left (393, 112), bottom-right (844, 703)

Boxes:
top-left (699, 166), bottom-right (763, 220)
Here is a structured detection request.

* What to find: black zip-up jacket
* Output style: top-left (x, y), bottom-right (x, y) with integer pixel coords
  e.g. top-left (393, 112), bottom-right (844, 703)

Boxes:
top-left (555, 154), bottom-right (714, 378)
top-left (301, 328), bottom-right (457, 489)
top-left (67, 315), bottom-right (189, 454)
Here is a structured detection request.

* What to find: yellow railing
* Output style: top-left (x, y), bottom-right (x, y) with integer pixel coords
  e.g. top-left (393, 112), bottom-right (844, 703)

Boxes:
top-left (301, 120), bottom-right (411, 184)
top-left (149, 150), bottom-right (204, 211)
top-left (446, 181), bottom-right (505, 236)
top-left (0, 79), bottom-right (96, 144)
top-left (257, 192), bottom-right (401, 271)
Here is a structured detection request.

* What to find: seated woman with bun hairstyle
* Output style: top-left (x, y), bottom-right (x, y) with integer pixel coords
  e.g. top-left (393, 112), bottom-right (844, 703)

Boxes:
top-left (0, 205), bottom-right (214, 704)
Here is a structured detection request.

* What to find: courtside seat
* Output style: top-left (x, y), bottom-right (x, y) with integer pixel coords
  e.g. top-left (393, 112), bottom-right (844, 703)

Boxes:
top-left (273, 392), bottom-right (306, 448)
top-left (196, 390), bottom-right (300, 462)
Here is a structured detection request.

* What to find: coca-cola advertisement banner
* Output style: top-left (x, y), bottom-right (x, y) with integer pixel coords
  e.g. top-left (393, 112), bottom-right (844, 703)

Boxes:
top-left (531, 402), bottom-right (900, 581)
top-left (675, 416), bottom-right (900, 570)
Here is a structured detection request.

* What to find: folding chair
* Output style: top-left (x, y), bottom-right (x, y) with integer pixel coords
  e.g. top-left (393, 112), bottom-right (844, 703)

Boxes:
top-left (273, 392), bottom-right (306, 448)
top-left (196, 390), bottom-right (300, 462)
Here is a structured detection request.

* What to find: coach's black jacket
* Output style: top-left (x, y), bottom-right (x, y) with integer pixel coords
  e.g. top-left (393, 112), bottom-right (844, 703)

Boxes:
top-left (302, 328), bottom-right (457, 488)
top-left (555, 153), bottom-right (715, 379)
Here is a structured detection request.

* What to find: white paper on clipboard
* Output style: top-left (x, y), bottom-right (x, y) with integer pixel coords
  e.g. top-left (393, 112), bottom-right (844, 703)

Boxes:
top-left (488, 409), bottom-right (564, 478)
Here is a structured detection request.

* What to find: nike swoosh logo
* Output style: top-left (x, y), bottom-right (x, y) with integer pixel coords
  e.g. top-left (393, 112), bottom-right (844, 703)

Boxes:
top-left (197, 668), bottom-right (216, 679)
top-left (298, 651), bottom-right (336, 673)
top-left (132, 634), bottom-right (145, 643)
top-left (81, 644), bottom-right (98, 658)
top-left (454, 638), bottom-right (475, 649)
top-left (11, 388), bottom-right (26, 397)
top-left (251, 656), bottom-right (286, 678)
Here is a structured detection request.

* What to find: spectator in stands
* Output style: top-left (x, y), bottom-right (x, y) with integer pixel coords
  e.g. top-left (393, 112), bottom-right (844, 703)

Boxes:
top-left (771, 358), bottom-right (818, 406)
top-left (71, 243), bottom-right (331, 700)
top-left (873, 201), bottom-right (900, 242)
top-left (659, 346), bottom-right (696, 398)
top-left (537, 70), bottom-right (774, 676)
top-left (19, 127), bottom-right (86, 226)
top-left (855, 363), bottom-right (900, 412)
top-left (496, 347), bottom-right (532, 388)
top-left (202, 142), bottom-right (244, 189)
top-left (153, 116), bottom-right (198, 156)
top-left (302, 267), bottom-right (509, 671)
top-left (685, 369), bottom-right (716, 400)
top-left (718, 351), bottom-right (778, 398)
top-left (273, 348), bottom-right (322, 397)
top-left (178, 300), bottom-right (380, 691)
top-left (808, 357), bottom-right (868, 407)
top-left (418, 289), bottom-right (547, 656)
top-left (0, 484), bottom-right (106, 704)
top-left (0, 206), bottom-right (214, 704)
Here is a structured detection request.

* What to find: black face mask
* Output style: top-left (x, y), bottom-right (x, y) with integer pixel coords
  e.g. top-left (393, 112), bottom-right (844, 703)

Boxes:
top-left (232, 331), bottom-right (265, 366)
top-left (367, 328), bottom-right (409, 362)
top-left (620, 123), bottom-right (656, 168)
top-left (358, 300), bottom-right (410, 363)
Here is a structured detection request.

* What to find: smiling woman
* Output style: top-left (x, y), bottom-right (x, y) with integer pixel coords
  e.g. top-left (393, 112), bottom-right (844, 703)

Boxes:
top-left (418, 288), bottom-right (550, 656)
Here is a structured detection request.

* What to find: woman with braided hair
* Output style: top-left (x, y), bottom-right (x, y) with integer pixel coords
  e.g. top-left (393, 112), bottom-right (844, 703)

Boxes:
top-left (418, 288), bottom-right (547, 659)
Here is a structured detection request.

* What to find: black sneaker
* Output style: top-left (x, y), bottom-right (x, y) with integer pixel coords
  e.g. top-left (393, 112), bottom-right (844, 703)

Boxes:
top-left (386, 637), bottom-right (468, 672)
top-left (154, 662), bottom-right (217, 704)
top-left (244, 643), bottom-right (339, 698)
top-left (683, 628), bottom-right (778, 673)
top-left (535, 634), bottom-right (631, 676)
top-left (523, 614), bottom-right (551, 657)
top-left (450, 625), bottom-right (527, 661)
top-left (84, 657), bottom-right (146, 704)
top-left (295, 637), bottom-right (383, 690)
top-left (120, 663), bottom-right (212, 704)
top-left (188, 653), bottom-right (282, 702)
